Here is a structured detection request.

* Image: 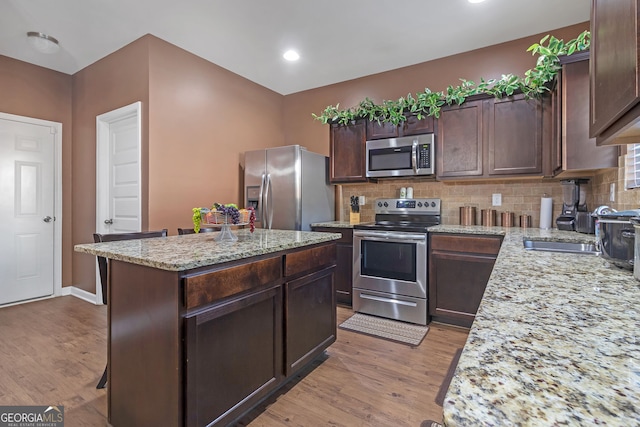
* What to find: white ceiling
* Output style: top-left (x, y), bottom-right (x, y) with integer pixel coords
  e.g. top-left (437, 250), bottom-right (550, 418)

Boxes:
top-left (0, 0), bottom-right (590, 95)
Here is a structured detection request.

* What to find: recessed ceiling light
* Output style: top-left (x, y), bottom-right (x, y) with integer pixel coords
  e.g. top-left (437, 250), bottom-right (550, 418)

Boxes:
top-left (283, 50), bottom-right (300, 61)
top-left (27, 31), bottom-right (60, 54)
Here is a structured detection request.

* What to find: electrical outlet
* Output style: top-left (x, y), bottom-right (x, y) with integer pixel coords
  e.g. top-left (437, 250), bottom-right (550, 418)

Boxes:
top-left (610, 183), bottom-right (616, 202)
top-left (358, 195), bottom-right (365, 205)
top-left (492, 193), bottom-right (502, 206)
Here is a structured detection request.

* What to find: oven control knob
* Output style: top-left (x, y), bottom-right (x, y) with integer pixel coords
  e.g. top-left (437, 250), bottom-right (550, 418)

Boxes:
top-left (383, 202), bottom-right (388, 207)
top-left (417, 202), bottom-right (423, 207)
top-left (431, 201), bottom-right (436, 207)
top-left (377, 202), bottom-right (382, 207)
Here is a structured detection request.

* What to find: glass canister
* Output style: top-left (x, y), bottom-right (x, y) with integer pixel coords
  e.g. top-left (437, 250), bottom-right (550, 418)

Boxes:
top-left (630, 217), bottom-right (640, 281)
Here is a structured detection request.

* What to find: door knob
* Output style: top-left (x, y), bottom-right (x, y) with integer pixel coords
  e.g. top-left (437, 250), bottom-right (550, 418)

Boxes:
top-left (43, 216), bottom-right (53, 223)
top-left (104, 219), bottom-right (113, 225)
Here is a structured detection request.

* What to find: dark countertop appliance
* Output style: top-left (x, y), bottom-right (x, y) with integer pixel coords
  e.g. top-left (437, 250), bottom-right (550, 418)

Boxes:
top-left (556, 179), bottom-right (589, 231)
top-left (352, 198), bottom-right (441, 325)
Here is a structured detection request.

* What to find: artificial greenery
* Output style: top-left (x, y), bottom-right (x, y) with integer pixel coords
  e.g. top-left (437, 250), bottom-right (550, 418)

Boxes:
top-left (312, 31), bottom-right (590, 126)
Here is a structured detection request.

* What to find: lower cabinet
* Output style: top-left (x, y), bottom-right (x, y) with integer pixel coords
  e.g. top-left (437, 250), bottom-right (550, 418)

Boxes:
top-left (184, 285), bottom-right (283, 427)
top-left (311, 227), bottom-right (353, 306)
top-left (428, 234), bottom-right (502, 328)
top-left (285, 266), bottom-right (337, 375)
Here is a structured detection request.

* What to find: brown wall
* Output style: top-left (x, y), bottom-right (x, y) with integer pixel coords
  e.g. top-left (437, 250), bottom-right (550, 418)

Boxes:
top-left (0, 55), bottom-right (73, 286)
top-left (71, 37), bottom-right (151, 292)
top-left (146, 36), bottom-right (283, 233)
top-left (283, 22), bottom-right (590, 156)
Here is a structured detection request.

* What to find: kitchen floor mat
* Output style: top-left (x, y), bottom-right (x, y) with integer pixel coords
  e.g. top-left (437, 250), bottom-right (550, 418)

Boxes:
top-left (338, 313), bottom-right (429, 347)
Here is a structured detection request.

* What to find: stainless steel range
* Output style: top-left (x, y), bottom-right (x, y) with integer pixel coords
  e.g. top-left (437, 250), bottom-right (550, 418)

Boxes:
top-left (353, 198), bottom-right (441, 325)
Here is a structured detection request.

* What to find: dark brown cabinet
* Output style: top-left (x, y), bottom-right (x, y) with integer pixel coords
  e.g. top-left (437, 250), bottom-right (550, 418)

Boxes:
top-left (436, 94), bottom-right (550, 180)
top-left (555, 52), bottom-right (619, 175)
top-left (311, 227), bottom-right (353, 306)
top-left (428, 234), bottom-right (502, 328)
top-left (285, 266), bottom-right (336, 375)
top-left (436, 99), bottom-right (484, 178)
top-left (108, 242), bottom-right (337, 427)
top-left (330, 120), bottom-right (367, 183)
top-left (366, 115), bottom-right (435, 139)
top-left (185, 285), bottom-right (283, 427)
top-left (590, 0), bottom-right (640, 145)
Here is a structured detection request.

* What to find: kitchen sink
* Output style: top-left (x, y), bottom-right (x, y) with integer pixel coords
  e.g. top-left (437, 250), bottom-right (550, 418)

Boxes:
top-left (523, 239), bottom-right (599, 255)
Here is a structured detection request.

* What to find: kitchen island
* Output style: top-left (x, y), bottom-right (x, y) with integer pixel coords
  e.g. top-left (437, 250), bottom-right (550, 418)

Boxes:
top-left (430, 225), bottom-right (640, 426)
top-left (75, 228), bottom-right (341, 427)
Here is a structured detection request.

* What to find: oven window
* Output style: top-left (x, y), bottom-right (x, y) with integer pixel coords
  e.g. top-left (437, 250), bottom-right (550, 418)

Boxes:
top-left (360, 240), bottom-right (416, 282)
top-left (369, 147), bottom-right (412, 171)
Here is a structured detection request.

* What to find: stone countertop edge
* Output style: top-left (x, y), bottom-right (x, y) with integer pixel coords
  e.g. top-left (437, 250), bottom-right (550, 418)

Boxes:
top-left (74, 229), bottom-right (341, 272)
top-left (437, 225), bottom-right (640, 426)
top-left (310, 221), bottom-right (361, 228)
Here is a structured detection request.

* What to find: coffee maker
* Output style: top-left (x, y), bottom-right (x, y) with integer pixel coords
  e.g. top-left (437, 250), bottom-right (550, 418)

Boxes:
top-left (556, 179), bottom-right (589, 231)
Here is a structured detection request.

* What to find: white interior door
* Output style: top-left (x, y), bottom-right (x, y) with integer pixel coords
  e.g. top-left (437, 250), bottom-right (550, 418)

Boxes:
top-left (0, 116), bottom-right (56, 305)
top-left (96, 102), bottom-right (142, 235)
top-left (95, 102), bottom-right (141, 304)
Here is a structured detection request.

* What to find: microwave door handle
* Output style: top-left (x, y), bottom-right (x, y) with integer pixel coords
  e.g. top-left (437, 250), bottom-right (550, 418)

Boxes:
top-left (411, 140), bottom-right (418, 174)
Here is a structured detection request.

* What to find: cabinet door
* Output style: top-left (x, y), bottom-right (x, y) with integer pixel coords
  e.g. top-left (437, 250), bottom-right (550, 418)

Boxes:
top-left (402, 115), bottom-right (435, 136)
top-left (184, 285), bottom-right (283, 427)
top-left (486, 94), bottom-right (543, 175)
top-left (590, 0), bottom-right (640, 138)
top-left (330, 120), bottom-right (368, 183)
top-left (429, 251), bottom-right (496, 328)
top-left (367, 120), bottom-right (399, 139)
top-left (310, 227), bottom-right (353, 306)
top-left (285, 266), bottom-right (336, 375)
top-left (560, 56), bottom-right (619, 172)
top-left (436, 100), bottom-right (483, 178)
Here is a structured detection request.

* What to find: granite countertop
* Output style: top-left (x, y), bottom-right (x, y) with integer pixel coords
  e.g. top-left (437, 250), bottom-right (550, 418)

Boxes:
top-left (310, 221), bottom-right (361, 228)
top-left (74, 229), bottom-right (341, 271)
top-left (437, 225), bottom-right (640, 426)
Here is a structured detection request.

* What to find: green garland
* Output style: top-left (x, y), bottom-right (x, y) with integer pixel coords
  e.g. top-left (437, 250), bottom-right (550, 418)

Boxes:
top-left (312, 31), bottom-right (590, 126)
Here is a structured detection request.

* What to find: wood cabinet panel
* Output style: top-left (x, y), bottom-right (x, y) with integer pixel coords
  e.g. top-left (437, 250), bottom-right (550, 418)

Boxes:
top-left (487, 94), bottom-right (543, 175)
top-left (436, 100), bottom-right (483, 178)
top-left (184, 256), bottom-right (282, 309)
top-left (330, 120), bottom-right (368, 183)
top-left (428, 234), bottom-right (502, 328)
top-left (403, 115), bottom-right (435, 136)
top-left (285, 243), bottom-right (336, 278)
top-left (311, 227), bottom-right (353, 306)
top-left (285, 266), bottom-right (336, 375)
top-left (556, 53), bottom-right (619, 174)
top-left (366, 115), bottom-right (435, 140)
top-left (185, 285), bottom-right (283, 427)
top-left (590, 0), bottom-right (640, 139)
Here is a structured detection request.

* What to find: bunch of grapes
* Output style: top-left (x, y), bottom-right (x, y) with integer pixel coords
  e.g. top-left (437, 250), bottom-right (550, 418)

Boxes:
top-left (215, 204), bottom-right (240, 224)
top-left (248, 207), bottom-right (256, 233)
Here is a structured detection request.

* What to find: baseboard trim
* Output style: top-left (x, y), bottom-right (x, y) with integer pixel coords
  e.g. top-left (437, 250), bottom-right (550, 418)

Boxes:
top-left (62, 286), bottom-right (100, 305)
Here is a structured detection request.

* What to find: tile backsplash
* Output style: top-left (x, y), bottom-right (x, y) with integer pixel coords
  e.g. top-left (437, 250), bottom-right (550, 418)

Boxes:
top-left (338, 163), bottom-right (640, 227)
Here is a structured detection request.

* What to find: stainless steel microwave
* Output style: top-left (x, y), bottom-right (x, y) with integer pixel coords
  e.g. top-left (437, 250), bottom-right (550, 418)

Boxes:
top-left (366, 134), bottom-right (435, 178)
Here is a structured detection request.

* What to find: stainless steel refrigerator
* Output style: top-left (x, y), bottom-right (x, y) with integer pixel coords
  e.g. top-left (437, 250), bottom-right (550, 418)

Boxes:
top-left (244, 145), bottom-right (334, 231)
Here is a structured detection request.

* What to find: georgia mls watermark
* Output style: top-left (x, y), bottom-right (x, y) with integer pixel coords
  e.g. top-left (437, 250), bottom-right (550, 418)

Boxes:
top-left (0, 406), bottom-right (64, 427)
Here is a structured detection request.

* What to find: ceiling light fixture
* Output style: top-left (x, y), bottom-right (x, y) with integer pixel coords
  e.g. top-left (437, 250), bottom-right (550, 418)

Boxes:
top-left (283, 50), bottom-right (300, 61)
top-left (27, 32), bottom-right (60, 54)
top-left (468, 0), bottom-right (486, 3)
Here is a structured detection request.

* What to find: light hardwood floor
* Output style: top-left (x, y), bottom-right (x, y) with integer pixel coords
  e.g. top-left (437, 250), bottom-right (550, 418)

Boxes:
top-left (0, 296), bottom-right (468, 427)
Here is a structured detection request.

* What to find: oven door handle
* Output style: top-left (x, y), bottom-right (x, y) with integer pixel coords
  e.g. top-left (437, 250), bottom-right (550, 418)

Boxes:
top-left (354, 231), bottom-right (426, 242)
top-left (359, 293), bottom-right (418, 307)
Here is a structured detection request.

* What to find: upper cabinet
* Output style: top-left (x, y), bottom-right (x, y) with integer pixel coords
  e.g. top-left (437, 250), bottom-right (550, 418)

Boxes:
top-left (366, 115), bottom-right (435, 139)
top-left (556, 52), bottom-right (619, 175)
top-left (590, 0), bottom-right (640, 145)
top-left (329, 119), bottom-right (368, 183)
top-left (436, 93), bottom-right (551, 180)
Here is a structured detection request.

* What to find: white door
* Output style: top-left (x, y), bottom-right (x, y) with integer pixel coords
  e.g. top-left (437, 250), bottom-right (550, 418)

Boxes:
top-left (96, 102), bottom-right (142, 235)
top-left (0, 117), bottom-right (56, 305)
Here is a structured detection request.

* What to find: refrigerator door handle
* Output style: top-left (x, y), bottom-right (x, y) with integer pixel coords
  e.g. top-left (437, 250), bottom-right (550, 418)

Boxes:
top-left (264, 173), bottom-right (273, 229)
top-left (258, 173), bottom-right (265, 225)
